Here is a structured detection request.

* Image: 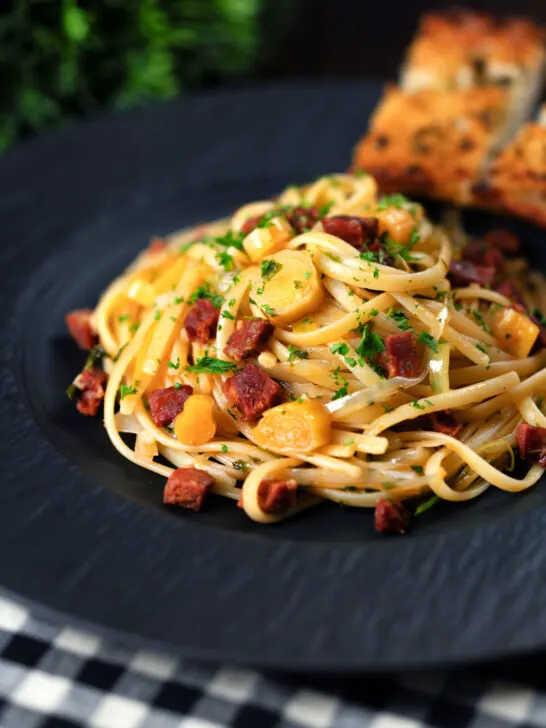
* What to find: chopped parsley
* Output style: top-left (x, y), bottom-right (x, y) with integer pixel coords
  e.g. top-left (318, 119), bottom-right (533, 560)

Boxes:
top-left (188, 283), bottom-right (224, 309)
top-left (304, 271), bottom-right (311, 280)
top-left (418, 331), bottom-right (439, 353)
top-left (343, 439), bottom-right (355, 446)
top-left (476, 343), bottom-right (488, 354)
top-left (369, 308), bottom-right (379, 317)
top-left (410, 400), bottom-right (425, 409)
top-left (129, 322), bottom-right (140, 333)
top-left (221, 444), bottom-right (228, 453)
top-left (287, 345), bottom-right (309, 362)
top-left (261, 304), bottom-right (276, 317)
top-left (260, 259), bottom-right (282, 281)
top-left (384, 233), bottom-right (418, 263)
top-left (415, 494), bottom-right (440, 516)
top-left (330, 342), bottom-right (350, 356)
top-left (168, 358), bottom-right (180, 370)
top-left (471, 310), bottom-right (492, 334)
top-left (174, 382), bottom-right (182, 390)
top-left (221, 310), bottom-right (236, 320)
top-left (376, 193), bottom-right (410, 210)
top-left (411, 465), bottom-right (424, 476)
top-left (214, 230), bottom-right (245, 251)
top-left (355, 324), bottom-right (385, 367)
top-left (373, 267), bottom-right (379, 279)
top-left (174, 296), bottom-right (185, 305)
top-left (120, 382), bottom-right (138, 399)
top-left (387, 307), bottom-right (415, 333)
top-left (118, 314), bottom-right (130, 323)
top-left (216, 251), bottom-right (234, 272)
top-left (185, 356), bottom-right (237, 374)
top-left (331, 382), bottom-right (349, 400)
top-left (317, 201), bottom-right (334, 217)
top-left (153, 310), bottom-right (162, 320)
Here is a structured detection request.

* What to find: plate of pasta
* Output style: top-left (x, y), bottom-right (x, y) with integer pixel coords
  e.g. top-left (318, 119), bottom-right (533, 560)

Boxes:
top-left (4, 81), bottom-right (546, 670)
top-left (66, 173), bottom-right (546, 530)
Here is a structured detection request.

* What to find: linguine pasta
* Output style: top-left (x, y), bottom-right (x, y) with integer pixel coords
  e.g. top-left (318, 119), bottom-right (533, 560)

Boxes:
top-left (66, 173), bottom-right (546, 531)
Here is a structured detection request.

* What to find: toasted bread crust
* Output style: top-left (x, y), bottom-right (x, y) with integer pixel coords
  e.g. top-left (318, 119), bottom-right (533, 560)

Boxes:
top-left (353, 86), bottom-right (509, 203)
top-left (403, 9), bottom-right (545, 91)
top-left (478, 115), bottom-right (546, 226)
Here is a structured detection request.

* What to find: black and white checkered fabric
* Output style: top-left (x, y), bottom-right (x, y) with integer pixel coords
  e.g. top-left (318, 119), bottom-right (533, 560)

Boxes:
top-left (1, 594), bottom-right (546, 728)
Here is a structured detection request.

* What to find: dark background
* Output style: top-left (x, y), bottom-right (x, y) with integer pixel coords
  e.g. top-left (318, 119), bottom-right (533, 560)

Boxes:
top-left (3, 0), bottom-right (546, 153)
top-left (274, 0), bottom-right (546, 78)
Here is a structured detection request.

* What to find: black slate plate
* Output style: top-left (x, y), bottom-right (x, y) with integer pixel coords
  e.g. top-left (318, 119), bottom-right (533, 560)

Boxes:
top-left (2, 81), bottom-right (546, 671)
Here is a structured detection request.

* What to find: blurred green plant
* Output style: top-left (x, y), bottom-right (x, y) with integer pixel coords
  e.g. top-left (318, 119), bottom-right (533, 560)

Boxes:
top-left (0, 0), bottom-right (280, 152)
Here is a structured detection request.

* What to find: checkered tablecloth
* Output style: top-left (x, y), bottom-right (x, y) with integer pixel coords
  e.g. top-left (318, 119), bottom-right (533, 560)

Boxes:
top-left (2, 595), bottom-right (546, 728)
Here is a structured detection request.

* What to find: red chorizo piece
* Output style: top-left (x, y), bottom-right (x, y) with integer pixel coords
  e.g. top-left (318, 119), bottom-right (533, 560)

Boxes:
top-left (285, 206), bottom-right (319, 234)
top-left (148, 385), bottom-right (193, 427)
top-left (429, 411), bottom-right (462, 438)
top-left (147, 237), bottom-right (167, 254)
top-left (241, 215), bottom-right (261, 235)
top-left (461, 240), bottom-right (504, 273)
top-left (65, 309), bottom-right (97, 350)
top-left (322, 215), bottom-right (379, 248)
top-left (258, 478), bottom-right (297, 514)
top-left (375, 498), bottom-right (411, 534)
top-left (163, 467), bottom-right (215, 510)
top-left (223, 363), bottom-right (281, 420)
top-left (515, 424), bottom-right (546, 467)
top-left (448, 260), bottom-right (495, 287)
top-left (184, 298), bottom-right (219, 343)
top-left (379, 332), bottom-right (422, 379)
top-left (530, 314), bottom-right (546, 352)
top-left (494, 280), bottom-right (526, 311)
top-left (224, 319), bottom-right (273, 362)
top-left (74, 368), bottom-right (107, 416)
top-left (484, 229), bottom-right (520, 255)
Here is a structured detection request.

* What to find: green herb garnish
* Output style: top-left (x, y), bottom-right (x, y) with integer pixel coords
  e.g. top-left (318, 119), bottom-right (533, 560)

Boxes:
top-left (260, 259), bottom-right (282, 281)
top-left (188, 283), bottom-right (224, 309)
top-left (418, 331), bottom-right (439, 353)
top-left (120, 382), bottom-right (138, 399)
top-left (185, 356), bottom-right (237, 374)
top-left (287, 345), bottom-right (309, 362)
top-left (415, 495), bottom-right (440, 515)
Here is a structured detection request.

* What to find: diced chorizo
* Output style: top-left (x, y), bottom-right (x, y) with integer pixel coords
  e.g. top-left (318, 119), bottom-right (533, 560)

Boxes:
top-left (223, 363), bottom-right (282, 420)
top-left (148, 237), bottom-right (167, 254)
top-left (515, 424), bottom-right (546, 467)
top-left (322, 215), bottom-right (379, 248)
top-left (461, 240), bottom-right (504, 272)
top-left (375, 498), bottom-right (410, 534)
top-left (484, 229), bottom-right (520, 254)
top-left (494, 280), bottom-right (526, 311)
top-left (163, 467), bottom-right (215, 510)
top-left (429, 410), bottom-right (462, 438)
top-left (73, 368), bottom-right (107, 416)
top-left (448, 260), bottom-right (495, 287)
top-left (66, 309), bottom-right (97, 350)
top-left (224, 318), bottom-right (273, 362)
top-left (241, 216), bottom-right (261, 234)
top-left (285, 206), bottom-right (319, 234)
top-left (379, 332), bottom-right (422, 378)
top-left (184, 298), bottom-right (219, 343)
top-left (257, 478), bottom-right (297, 514)
top-left (148, 385), bottom-right (193, 427)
